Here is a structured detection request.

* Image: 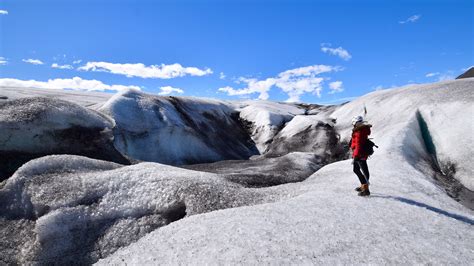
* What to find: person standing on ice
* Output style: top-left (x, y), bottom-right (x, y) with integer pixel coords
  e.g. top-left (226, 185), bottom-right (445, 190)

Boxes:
top-left (350, 115), bottom-right (372, 196)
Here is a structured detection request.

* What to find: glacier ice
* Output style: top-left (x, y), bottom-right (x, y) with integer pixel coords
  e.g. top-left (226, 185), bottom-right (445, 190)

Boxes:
top-left (99, 90), bottom-right (258, 165)
top-left (0, 97), bottom-right (128, 180)
top-left (0, 78), bottom-right (473, 264)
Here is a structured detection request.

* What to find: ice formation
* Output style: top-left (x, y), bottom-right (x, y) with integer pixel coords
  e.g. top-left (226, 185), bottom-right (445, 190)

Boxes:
top-left (0, 78), bottom-right (473, 264)
top-left (0, 97), bottom-right (128, 180)
top-left (99, 78), bottom-right (474, 264)
top-left (99, 89), bottom-right (258, 165)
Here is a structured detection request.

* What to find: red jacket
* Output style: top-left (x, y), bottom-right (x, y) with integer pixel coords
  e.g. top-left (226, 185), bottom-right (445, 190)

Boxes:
top-left (351, 123), bottom-right (372, 160)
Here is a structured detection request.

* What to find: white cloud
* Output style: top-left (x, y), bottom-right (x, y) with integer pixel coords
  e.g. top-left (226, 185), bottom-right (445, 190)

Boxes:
top-left (425, 72), bottom-right (440, 77)
top-left (425, 72), bottom-right (440, 78)
top-left (158, 86), bottom-right (184, 95)
top-left (219, 72), bottom-right (226, 80)
top-left (0, 57), bottom-right (7, 65)
top-left (321, 45), bottom-right (352, 61)
top-left (328, 81), bottom-right (344, 94)
top-left (78, 61), bottom-right (213, 79)
top-left (399, 14), bottom-right (421, 24)
top-left (0, 77), bottom-right (141, 92)
top-left (73, 60), bottom-right (82, 64)
top-left (218, 64), bottom-right (342, 102)
top-left (22, 58), bottom-right (44, 65)
top-left (0, 10), bottom-right (8, 15)
top-left (51, 63), bottom-right (73, 69)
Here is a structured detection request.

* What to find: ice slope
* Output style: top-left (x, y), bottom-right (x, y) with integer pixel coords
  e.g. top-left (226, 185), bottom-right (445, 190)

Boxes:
top-left (0, 97), bottom-right (128, 180)
top-left (100, 159), bottom-right (474, 265)
top-left (0, 154), bottom-right (311, 264)
top-left (99, 89), bottom-right (258, 165)
top-left (0, 86), bottom-right (111, 110)
top-left (264, 114), bottom-right (344, 160)
top-left (235, 100), bottom-right (307, 153)
top-left (0, 79), bottom-right (472, 264)
top-left (100, 79), bottom-right (474, 264)
top-left (331, 78), bottom-right (474, 191)
top-left (0, 89), bottom-right (331, 181)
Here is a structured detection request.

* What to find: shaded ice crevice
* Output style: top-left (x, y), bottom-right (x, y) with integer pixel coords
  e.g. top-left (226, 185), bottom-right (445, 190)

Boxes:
top-left (415, 110), bottom-right (474, 209)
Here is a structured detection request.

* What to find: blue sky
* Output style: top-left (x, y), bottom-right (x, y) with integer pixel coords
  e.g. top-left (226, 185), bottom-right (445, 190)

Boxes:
top-left (0, 0), bottom-right (472, 103)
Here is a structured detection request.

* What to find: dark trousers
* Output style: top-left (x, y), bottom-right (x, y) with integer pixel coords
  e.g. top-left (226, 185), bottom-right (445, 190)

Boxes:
top-left (353, 159), bottom-right (370, 185)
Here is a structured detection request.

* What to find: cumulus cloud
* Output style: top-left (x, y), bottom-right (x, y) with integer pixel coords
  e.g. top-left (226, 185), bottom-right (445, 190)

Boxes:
top-left (321, 44), bottom-right (352, 61)
top-left (218, 64), bottom-right (342, 102)
top-left (0, 57), bottom-right (7, 65)
top-left (78, 61), bottom-right (213, 79)
top-left (399, 14), bottom-right (421, 24)
top-left (158, 86), bottom-right (184, 95)
top-left (51, 63), bottom-right (73, 69)
top-left (0, 10), bottom-right (8, 15)
top-left (0, 77), bottom-right (141, 92)
top-left (328, 81), bottom-right (344, 94)
top-left (73, 60), bottom-right (82, 64)
top-left (22, 58), bottom-right (44, 65)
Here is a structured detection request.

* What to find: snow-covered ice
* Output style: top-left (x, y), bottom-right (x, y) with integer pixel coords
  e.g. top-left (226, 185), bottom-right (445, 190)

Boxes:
top-left (0, 97), bottom-right (113, 152)
top-left (184, 152), bottom-right (324, 187)
top-left (99, 89), bottom-right (258, 165)
top-left (236, 100), bottom-right (307, 153)
top-left (0, 97), bottom-right (128, 180)
top-left (0, 78), bottom-right (473, 264)
top-left (0, 154), bottom-right (308, 264)
top-left (99, 78), bottom-right (474, 264)
top-left (0, 86), bottom-right (111, 110)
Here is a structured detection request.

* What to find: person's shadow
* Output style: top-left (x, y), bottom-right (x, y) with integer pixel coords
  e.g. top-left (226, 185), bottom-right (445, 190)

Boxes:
top-left (370, 194), bottom-right (474, 226)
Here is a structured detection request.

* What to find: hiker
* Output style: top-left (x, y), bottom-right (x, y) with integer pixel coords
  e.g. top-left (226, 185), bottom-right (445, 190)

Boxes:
top-left (350, 115), bottom-right (372, 196)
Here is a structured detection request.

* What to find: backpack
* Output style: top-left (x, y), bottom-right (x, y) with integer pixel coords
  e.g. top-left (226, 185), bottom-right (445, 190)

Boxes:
top-left (363, 139), bottom-right (378, 157)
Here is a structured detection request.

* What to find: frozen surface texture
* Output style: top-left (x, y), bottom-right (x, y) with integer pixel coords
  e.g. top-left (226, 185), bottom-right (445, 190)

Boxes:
top-left (0, 154), bottom-right (308, 264)
top-left (184, 152), bottom-right (324, 187)
top-left (0, 86), bottom-right (111, 109)
top-left (99, 79), bottom-right (474, 264)
top-left (99, 89), bottom-right (258, 165)
top-left (0, 97), bottom-right (128, 180)
top-left (331, 78), bottom-right (474, 191)
top-left (1, 79), bottom-right (473, 265)
top-left (236, 100), bottom-right (307, 153)
top-left (265, 115), bottom-right (345, 161)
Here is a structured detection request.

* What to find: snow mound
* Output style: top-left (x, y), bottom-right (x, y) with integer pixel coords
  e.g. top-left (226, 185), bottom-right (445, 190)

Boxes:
top-left (236, 101), bottom-right (306, 152)
top-left (99, 89), bottom-right (258, 165)
top-left (100, 159), bottom-right (474, 265)
top-left (1, 79), bottom-right (473, 264)
top-left (265, 115), bottom-right (345, 160)
top-left (99, 79), bottom-right (474, 264)
top-left (0, 97), bottom-right (128, 180)
top-left (1, 154), bottom-right (310, 264)
top-left (0, 86), bottom-right (112, 109)
top-left (331, 78), bottom-right (474, 191)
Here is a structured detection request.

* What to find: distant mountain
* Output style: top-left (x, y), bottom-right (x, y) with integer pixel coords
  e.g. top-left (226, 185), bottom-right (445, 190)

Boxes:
top-left (456, 67), bottom-right (474, 79)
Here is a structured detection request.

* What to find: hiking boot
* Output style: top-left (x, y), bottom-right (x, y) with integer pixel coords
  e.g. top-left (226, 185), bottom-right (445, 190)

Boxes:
top-left (358, 184), bottom-right (370, 196)
top-left (355, 186), bottom-right (362, 192)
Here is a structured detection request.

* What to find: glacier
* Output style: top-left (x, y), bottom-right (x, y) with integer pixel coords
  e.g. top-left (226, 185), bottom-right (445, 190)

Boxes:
top-left (0, 78), bottom-right (473, 264)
